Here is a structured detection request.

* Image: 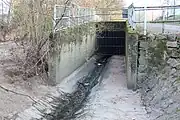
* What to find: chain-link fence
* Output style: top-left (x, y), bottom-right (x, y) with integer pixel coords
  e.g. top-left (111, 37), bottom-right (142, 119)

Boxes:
top-left (53, 3), bottom-right (126, 31)
top-left (53, 4), bottom-right (95, 31)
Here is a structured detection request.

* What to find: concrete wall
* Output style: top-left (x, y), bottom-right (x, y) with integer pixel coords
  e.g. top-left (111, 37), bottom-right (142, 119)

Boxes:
top-left (138, 34), bottom-right (180, 120)
top-left (49, 21), bottom-right (139, 89)
top-left (126, 33), bottom-right (138, 90)
top-left (49, 23), bottom-right (96, 84)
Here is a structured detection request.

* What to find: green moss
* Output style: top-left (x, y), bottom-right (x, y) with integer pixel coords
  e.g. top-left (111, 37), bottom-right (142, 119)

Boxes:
top-left (175, 77), bottom-right (180, 83)
top-left (147, 39), bottom-right (167, 68)
top-left (127, 25), bottom-right (136, 34)
top-left (55, 22), bottom-right (96, 45)
top-left (176, 108), bottom-right (180, 112)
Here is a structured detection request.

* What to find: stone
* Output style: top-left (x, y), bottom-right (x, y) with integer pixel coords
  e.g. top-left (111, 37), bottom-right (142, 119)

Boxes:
top-left (140, 33), bottom-right (180, 120)
top-left (167, 58), bottom-right (179, 68)
top-left (156, 33), bottom-right (167, 40)
top-left (170, 68), bottom-right (177, 75)
top-left (147, 33), bottom-right (156, 41)
top-left (168, 49), bottom-right (180, 58)
top-left (138, 65), bottom-right (147, 73)
top-left (167, 41), bottom-right (177, 48)
top-left (175, 64), bottom-right (180, 70)
top-left (176, 34), bottom-right (180, 41)
top-left (167, 34), bottom-right (177, 41)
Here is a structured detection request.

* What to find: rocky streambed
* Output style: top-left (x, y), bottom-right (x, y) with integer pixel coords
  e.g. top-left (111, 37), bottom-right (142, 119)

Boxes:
top-left (138, 33), bottom-right (180, 120)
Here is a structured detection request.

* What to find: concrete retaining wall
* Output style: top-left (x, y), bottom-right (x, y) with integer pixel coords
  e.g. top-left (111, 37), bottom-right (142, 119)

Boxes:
top-left (49, 23), bottom-right (96, 84)
top-left (138, 33), bottom-right (180, 120)
top-left (126, 33), bottom-right (138, 90)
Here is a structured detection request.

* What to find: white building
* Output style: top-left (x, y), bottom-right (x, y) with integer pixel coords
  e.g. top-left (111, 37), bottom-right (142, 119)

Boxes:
top-left (0, 0), bottom-right (10, 22)
top-left (0, 0), bottom-right (10, 15)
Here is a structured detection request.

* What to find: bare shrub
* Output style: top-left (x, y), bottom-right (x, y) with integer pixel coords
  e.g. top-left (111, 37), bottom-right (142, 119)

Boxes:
top-left (1, 0), bottom-right (124, 83)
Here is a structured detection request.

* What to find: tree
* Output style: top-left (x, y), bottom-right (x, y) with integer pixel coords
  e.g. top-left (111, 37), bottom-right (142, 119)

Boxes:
top-left (74, 0), bottom-right (124, 20)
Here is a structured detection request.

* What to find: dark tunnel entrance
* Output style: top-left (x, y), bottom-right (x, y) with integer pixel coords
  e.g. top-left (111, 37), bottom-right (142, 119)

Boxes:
top-left (96, 21), bottom-right (126, 56)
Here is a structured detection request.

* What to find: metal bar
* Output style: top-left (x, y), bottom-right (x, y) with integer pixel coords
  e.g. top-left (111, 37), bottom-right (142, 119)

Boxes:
top-left (173, 0), bottom-right (176, 20)
top-left (135, 5), bottom-right (180, 9)
top-left (98, 46), bottom-right (125, 47)
top-left (162, 8), bottom-right (165, 33)
top-left (135, 8), bottom-right (163, 11)
top-left (96, 13), bottom-right (122, 15)
top-left (144, 1), bottom-right (147, 35)
top-left (135, 20), bottom-right (180, 23)
top-left (97, 37), bottom-right (125, 39)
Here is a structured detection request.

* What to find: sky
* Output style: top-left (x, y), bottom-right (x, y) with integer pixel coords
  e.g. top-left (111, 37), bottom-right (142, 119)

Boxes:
top-left (125, 0), bottom-right (163, 7)
top-left (125, 0), bottom-right (180, 7)
top-left (125, 0), bottom-right (180, 20)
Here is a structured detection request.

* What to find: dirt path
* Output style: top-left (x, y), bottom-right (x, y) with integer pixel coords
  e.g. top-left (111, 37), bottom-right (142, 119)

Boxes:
top-left (0, 42), bottom-right (54, 119)
top-left (75, 56), bottom-right (151, 120)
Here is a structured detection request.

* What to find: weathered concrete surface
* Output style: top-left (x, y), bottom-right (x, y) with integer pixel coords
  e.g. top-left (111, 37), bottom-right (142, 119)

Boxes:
top-left (75, 56), bottom-right (151, 120)
top-left (49, 24), bottom-right (96, 84)
top-left (126, 33), bottom-right (138, 90)
top-left (138, 33), bottom-right (180, 120)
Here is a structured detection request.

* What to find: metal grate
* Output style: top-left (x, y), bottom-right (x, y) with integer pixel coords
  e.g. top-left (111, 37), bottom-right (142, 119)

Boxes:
top-left (96, 22), bottom-right (126, 55)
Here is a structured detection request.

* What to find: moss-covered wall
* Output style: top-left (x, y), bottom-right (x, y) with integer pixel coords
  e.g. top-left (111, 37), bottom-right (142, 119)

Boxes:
top-left (138, 33), bottom-right (180, 120)
top-left (49, 23), bottom-right (96, 84)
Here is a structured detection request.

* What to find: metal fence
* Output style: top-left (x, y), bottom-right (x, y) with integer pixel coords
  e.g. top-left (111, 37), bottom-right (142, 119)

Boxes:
top-left (53, 4), bottom-right (95, 31)
top-left (53, 3), bottom-right (126, 31)
top-left (128, 4), bottom-right (180, 33)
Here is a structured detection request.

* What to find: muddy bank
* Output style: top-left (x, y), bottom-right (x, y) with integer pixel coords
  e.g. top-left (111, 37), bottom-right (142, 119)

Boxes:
top-left (0, 41), bottom-right (54, 119)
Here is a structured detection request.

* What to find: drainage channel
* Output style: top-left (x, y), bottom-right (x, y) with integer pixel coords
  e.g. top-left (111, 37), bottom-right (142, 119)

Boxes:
top-left (46, 55), bottom-right (110, 120)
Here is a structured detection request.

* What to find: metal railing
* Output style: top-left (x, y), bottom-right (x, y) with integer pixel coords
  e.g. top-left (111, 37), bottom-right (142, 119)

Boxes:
top-left (53, 4), bottom-right (95, 31)
top-left (53, 3), bottom-right (127, 31)
top-left (127, 4), bottom-right (180, 33)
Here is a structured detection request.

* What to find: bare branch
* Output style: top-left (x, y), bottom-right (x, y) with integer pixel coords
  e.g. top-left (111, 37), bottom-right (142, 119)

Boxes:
top-left (0, 85), bottom-right (38, 103)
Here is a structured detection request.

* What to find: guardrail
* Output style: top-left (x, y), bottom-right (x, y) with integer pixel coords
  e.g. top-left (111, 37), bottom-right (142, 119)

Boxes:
top-left (130, 4), bottom-right (180, 33)
top-left (54, 3), bottom-right (129, 31)
top-left (53, 4), bottom-right (95, 31)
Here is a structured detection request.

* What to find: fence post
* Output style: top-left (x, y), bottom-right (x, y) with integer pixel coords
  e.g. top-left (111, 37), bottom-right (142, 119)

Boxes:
top-left (128, 4), bottom-right (136, 30)
top-left (68, 6), bottom-right (71, 27)
top-left (173, 0), bottom-right (176, 20)
top-left (162, 8), bottom-right (165, 33)
top-left (144, 1), bottom-right (147, 36)
top-left (53, 5), bottom-right (57, 32)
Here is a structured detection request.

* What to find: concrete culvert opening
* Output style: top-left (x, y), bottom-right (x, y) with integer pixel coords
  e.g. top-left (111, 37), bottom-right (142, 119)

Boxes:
top-left (96, 21), bottom-right (126, 56)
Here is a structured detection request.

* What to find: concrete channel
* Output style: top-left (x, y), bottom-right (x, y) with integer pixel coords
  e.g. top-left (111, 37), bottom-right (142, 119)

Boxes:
top-left (50, 21), bottom-right (128, 119)
top-left (14, 21), bottom-right (139, 120)
top-left (49, 21), bottom-right (139, 119)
